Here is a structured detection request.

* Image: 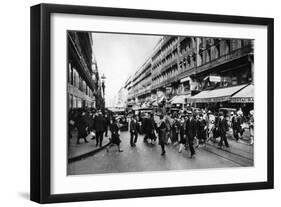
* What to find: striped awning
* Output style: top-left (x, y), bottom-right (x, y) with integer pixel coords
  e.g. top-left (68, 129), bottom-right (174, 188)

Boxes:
top-left (191, 84), bottom-right (248, 103)
top-left (230, 84), bottom-right (254, 103)
top-left (170, 94), bottom-right (192, 104)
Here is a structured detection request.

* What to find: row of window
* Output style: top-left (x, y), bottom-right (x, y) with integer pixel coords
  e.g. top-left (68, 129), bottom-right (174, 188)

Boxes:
top-left (68, 94), bottom-right (94, 109)
top-left (153, 37), bottom-right (178, 65)
top-left (68, 94), bottom-right (83, 109)
top-left (68, 63), bottom-right (94, 98)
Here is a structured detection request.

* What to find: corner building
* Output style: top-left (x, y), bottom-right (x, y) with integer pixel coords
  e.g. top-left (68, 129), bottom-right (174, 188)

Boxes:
top-left (67, 31), bottom-right (103, 110)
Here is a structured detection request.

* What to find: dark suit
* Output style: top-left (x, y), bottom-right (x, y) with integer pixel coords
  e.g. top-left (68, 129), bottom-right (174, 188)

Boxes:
top-left (93, 114), bottom-right (107, 147)
top-left (218, 117), bottom-right (229, 147)
top-left (143, 117), bottom-right (156, 141)
top-left (185, 118), bottom-right (197, 156)
top-left (76, 114), bottom-right (89, 144)
top-left (130, 119), bottom-right (138, 146)
top-left (197, 119), bottom-right (207, 143)
top-left (157, 120), bottom-right (167, 154)
top-left (232, 116), bottom-right (241, 141)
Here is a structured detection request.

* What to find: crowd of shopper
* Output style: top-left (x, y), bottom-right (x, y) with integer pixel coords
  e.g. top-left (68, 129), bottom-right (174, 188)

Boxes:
top-left (68, 107), bottom-right (254, 158)
top-left (136, 107), bottom-right (254, 157)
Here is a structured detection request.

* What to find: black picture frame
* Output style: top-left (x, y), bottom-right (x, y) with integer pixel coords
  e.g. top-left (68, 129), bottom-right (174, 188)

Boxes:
top-left (30, 3), bottom-right (274, 204)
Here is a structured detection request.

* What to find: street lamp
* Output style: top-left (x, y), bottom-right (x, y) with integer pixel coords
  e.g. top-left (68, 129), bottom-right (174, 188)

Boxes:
top-left (101, 73), bottom-right (106, 96)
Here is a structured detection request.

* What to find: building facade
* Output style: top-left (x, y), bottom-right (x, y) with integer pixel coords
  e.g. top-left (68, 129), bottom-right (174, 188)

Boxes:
top-left (125, 36), bottom-right (254, 113)
top-left (67, 31), bottom-right (104, 110)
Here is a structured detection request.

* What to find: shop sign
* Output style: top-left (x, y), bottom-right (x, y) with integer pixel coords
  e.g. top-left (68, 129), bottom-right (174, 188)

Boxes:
top-left (230, 97), bottom-right (254, 103)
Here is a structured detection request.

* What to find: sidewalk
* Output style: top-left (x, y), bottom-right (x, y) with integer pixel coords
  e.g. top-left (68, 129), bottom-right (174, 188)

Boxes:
top-left (68, 131), bottom-right (110, 163)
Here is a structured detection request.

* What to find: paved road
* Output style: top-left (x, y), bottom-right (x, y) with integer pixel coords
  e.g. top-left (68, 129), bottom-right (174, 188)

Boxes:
top-left (68, 130), bottom-right (249, 175)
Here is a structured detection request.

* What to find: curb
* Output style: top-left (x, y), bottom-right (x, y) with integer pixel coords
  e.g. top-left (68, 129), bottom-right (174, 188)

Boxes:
top-left (68, 142), bottom-right (111, 163)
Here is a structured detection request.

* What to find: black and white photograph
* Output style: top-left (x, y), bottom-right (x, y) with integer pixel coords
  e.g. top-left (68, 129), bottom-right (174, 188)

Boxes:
top-left (67, 31), bottom-right (254, 175)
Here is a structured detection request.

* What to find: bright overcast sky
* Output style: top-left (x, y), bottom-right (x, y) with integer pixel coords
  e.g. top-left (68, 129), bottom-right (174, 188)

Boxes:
top-left (91, 32), bottom-right (162, 107)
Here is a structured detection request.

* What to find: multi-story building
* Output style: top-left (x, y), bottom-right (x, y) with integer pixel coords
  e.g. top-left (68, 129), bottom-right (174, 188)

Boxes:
top-left (116, 87), bottom-right (128, 108)
top-left (67, 31), bottom-right (104, 110)
top-left (125, 35), bottom-right (254, 114)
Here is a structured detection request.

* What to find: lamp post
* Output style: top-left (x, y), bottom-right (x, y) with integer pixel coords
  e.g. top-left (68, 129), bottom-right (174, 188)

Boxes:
top-left (101, 73), bottom-right (106, 97)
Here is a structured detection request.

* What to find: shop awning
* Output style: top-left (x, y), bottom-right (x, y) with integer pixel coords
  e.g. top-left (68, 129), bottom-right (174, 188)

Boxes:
top-left (230, 84), bottom-right (254, 103)
top-left (170, 94), bottom-right (192, 104)
top-left (191, 84), bottom-right (247, 103)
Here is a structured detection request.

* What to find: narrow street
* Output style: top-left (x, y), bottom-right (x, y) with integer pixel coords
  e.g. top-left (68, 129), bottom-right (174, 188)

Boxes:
top-left (68, 130), bottom-right (253, 175)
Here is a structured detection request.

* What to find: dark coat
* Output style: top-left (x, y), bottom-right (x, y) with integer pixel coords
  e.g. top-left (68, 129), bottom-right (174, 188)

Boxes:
top-left (86, 114), bottom-right (95, 131)
top-left (232, 116), bottom-right (241, 130)
top-left (77, 114), bottom-right (88, 138)
top-left (185, 118), bottom-right (198, 139)
top-left (218, 117), bottom-right (228, 134)
top-left (130, 119), bottom-right (138, 133)
top-left (110, 122), bottom-right (121, 145)
top-left (93, 114), bottom-right (107, 132)
top-left (157, 120), bottom-right (167, 145)
top-left (179, 120), bottom-right (186, 144)
top-left (143, 118), bottom-right (155, 133)
top-left (197, 119), bottom-right (207, 140)
top-left (179, 120), bottom-right (186, 136)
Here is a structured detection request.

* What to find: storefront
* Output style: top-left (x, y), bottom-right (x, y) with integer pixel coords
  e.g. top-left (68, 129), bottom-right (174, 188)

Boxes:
top-left (230, 84), bottom-right (254, 115)
top-left (190, 84), bottom-right (250, 112)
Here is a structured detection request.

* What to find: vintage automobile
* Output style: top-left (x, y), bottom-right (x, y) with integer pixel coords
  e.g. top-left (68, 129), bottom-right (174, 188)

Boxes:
top-left (108, 107), bottom-right (128, 131)
top-left (135, 108), bottom-right (153, 135)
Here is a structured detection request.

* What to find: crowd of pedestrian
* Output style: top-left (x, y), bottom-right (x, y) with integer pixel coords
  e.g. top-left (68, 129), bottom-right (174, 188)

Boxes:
top-left (134, 107), bottom-right (254, 157)
top-left (68, 107), bottom-right (254, 158)
top-left (69, 107), bottom-right (127, 152)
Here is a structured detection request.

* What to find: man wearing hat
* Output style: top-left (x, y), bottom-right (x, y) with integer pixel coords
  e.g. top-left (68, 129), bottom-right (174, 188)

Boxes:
top-left (93, 110), bottom-right (107, 147)
top-left (129, 115), bottom-right (139, 147)
top-left (185, 112), bottom-right (197, 158)
top-left (218, 112), bottom-right (229, 148)
top-left (232, 112), bottom-right (241, 141)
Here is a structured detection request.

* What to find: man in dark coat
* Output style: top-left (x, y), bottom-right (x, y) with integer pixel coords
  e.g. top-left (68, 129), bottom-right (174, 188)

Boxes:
top-left (185, 113), bottom-right (197, 158)
top-left (143, 113), bottom-right (156, 143)
top-left (157, 114), bottom-right (167, 155)
top-left (197, 114), bottom-right (207, 145)
top-left (76, 111), bottom-right (89, 144)
top-left (218, 112), bottom-right (229, 148)
top-left (93, 111), bottom-right (107, 147)
top-left (129, 115), bottom-right (139, 147)
top-left (232, 113), bottom-right (241, 141)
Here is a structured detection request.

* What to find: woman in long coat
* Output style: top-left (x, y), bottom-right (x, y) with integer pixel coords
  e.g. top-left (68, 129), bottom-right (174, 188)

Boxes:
top-left (178, 116), bottom-right (186, 153)
top-left (171, 117), bottom-right (180, 145)
top-left (107, 118), bottom-right (123, 152)
top-left (157, 115), bottom-right (167, 156)
top-left (197, 114), bottom-right (207, 145)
